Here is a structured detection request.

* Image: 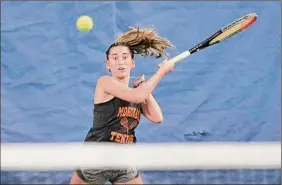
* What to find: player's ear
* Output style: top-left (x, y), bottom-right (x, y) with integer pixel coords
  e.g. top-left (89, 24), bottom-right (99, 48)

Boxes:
top-left (131, 59), bottom-right (135, 69)
top-left (105, 60), bottom-right (111, 72)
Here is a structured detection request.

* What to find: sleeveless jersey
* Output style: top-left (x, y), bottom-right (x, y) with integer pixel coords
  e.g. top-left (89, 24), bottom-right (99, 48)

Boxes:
top-left (84, 97), bottom-right (142, 144)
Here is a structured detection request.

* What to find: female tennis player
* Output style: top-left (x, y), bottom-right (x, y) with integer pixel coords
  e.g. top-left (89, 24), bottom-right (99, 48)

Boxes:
top-left (70, 27), bottom-right (175, 185)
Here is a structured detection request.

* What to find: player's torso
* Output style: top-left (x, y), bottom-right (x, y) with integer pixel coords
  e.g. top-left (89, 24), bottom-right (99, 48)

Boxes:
top-left (84, 97), bottom-right (142, 144)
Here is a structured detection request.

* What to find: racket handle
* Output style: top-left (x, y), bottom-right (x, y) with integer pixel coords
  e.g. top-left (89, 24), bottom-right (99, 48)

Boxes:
top-left (167, 50), bottom-right (191, 64)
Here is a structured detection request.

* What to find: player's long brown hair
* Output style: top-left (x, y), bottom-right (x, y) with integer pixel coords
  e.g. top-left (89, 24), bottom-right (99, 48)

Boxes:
top-left (106, 26), bottom-right (175, 59)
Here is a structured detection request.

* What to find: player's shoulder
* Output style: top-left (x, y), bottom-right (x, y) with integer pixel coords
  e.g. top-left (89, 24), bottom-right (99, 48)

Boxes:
top-left (97, 75), bottom-right (112, 81)
top-left (97, 75), bottom-right (113, 85)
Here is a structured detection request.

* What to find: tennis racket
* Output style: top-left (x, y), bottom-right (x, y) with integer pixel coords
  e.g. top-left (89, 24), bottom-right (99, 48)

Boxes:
top-left (167, 13), bottom-right (258, 64)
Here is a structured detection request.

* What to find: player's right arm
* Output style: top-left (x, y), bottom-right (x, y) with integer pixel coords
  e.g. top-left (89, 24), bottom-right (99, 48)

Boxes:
top-left (98, 61), bottom-right (174, 103)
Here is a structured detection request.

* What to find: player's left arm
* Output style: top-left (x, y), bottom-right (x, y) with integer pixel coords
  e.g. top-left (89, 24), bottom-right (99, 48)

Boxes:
top-left (133, 75), bottom-right (163, 123)
top-left (141, 93), bottom-right (163, 123)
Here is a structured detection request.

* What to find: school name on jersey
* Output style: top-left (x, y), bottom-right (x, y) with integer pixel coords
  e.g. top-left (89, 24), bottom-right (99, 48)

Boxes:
top-left (110, 131), bottom-right (134, 144)
top-left (117, 106), bottom-right (141, 122)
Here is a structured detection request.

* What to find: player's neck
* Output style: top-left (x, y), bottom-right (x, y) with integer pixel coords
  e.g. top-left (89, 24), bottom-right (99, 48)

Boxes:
top-left (114, 76), bottom-right (130, 86)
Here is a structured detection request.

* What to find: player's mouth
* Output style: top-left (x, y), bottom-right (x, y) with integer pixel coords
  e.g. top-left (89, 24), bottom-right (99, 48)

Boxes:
top-left (118, 67), bottom-right (126, 71)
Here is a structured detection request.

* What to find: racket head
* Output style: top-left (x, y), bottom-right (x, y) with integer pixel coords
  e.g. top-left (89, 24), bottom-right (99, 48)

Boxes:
top-left (209, 13), bottom-right (258, 45)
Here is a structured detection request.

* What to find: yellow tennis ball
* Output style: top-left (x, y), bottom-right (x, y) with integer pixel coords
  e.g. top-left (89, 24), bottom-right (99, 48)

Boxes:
top-left (76, 15), bottom-right (94, 32)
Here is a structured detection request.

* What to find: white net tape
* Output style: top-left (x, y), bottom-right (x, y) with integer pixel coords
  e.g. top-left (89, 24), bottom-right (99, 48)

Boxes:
top-left (1, 142), bottom-right (280, 171)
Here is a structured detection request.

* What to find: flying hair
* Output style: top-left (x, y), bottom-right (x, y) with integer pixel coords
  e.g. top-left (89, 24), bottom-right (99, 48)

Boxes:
top-left (113, 26), bottom-right (175, 59)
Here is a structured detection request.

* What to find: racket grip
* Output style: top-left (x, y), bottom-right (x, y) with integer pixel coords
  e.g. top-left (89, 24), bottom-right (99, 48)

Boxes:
top-left (167, 50), bottom-right (191, 64)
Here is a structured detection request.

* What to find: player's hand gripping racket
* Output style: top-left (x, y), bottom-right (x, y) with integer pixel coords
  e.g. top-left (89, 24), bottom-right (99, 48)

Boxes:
top-left (167, 13), bottom-right (258, 64)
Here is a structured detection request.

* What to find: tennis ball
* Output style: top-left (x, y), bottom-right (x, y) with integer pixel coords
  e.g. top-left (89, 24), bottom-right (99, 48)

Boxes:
top-left (76, 15), bottom-right (94, 32)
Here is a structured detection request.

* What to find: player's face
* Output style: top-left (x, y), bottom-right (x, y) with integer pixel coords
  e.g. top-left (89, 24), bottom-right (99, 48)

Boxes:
top-left (106, 46), bottom-right (135, 79)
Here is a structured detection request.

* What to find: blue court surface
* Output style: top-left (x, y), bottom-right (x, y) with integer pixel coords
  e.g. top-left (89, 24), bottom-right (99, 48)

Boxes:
top-left (1, 1), bottom-right (281, 184)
